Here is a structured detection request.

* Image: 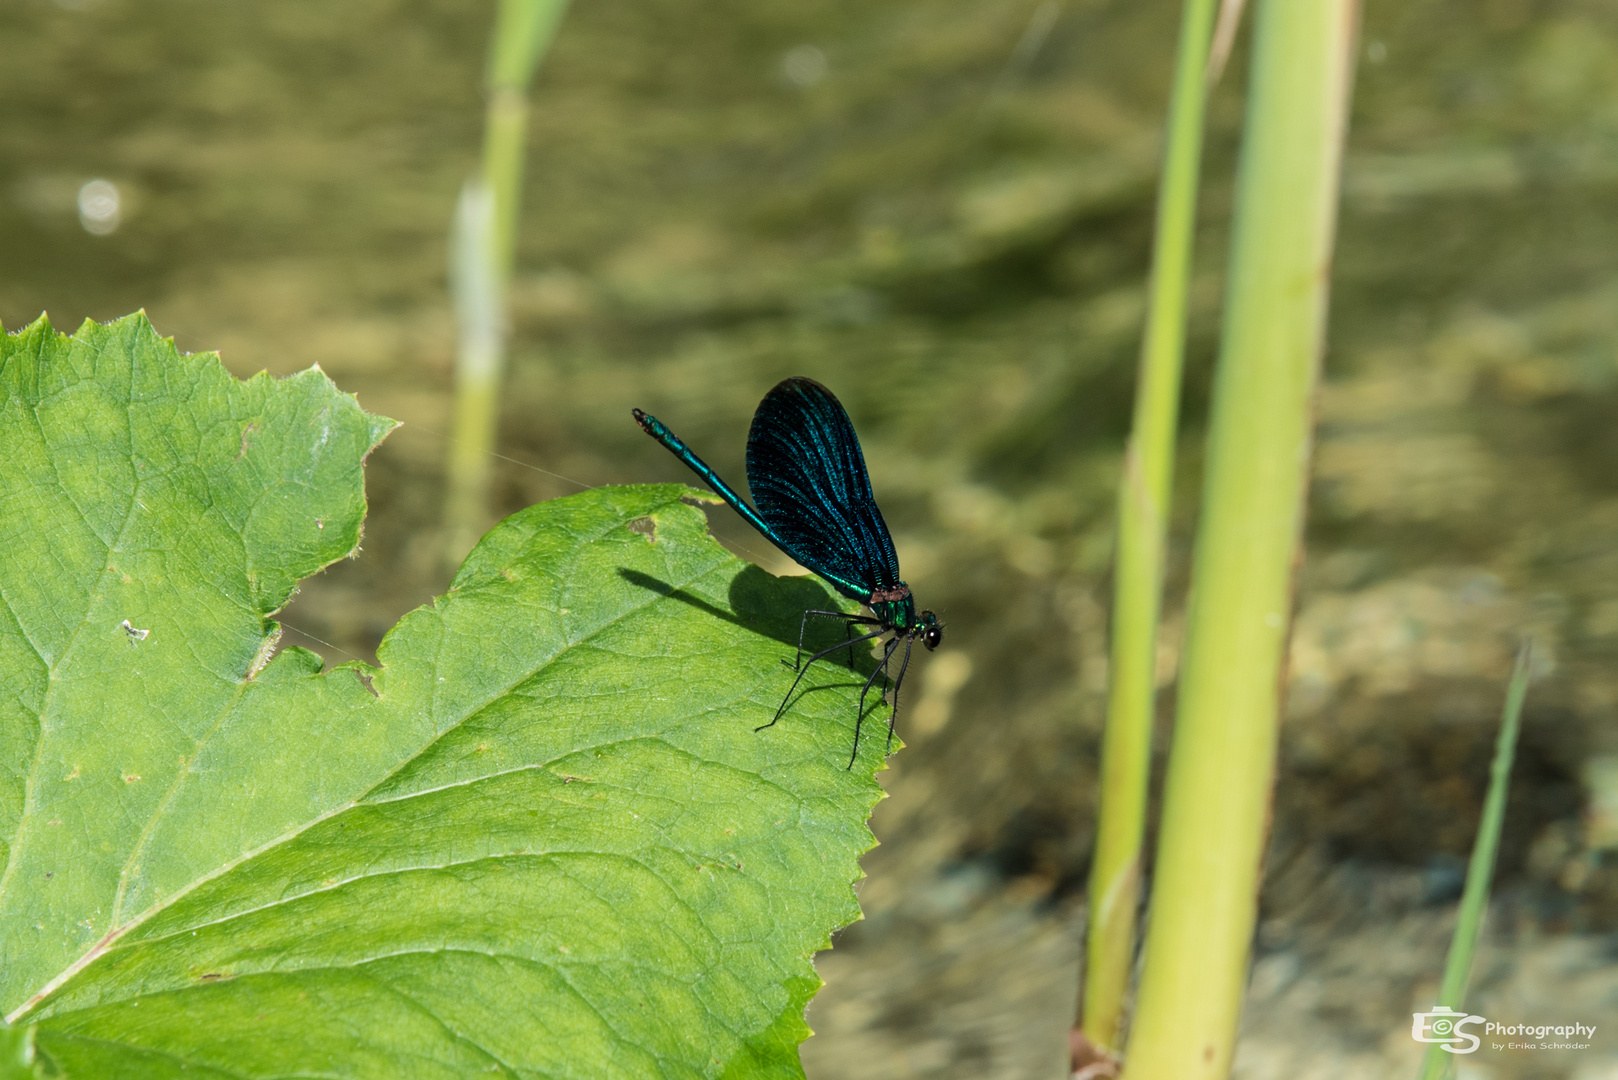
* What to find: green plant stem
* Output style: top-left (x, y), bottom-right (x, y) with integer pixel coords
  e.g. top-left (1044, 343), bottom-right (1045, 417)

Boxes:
top-left (1081, 0), bottom-right (1218, 1056)
top-left (1417, 646), bottom-right (1532, 1080)
top-left (1120, 2), bottom-right (1357, 1077)
top-left (444, 0), bottom-right (571, 567)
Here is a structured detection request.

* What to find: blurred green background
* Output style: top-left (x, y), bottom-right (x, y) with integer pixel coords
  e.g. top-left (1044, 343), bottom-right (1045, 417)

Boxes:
top-left (5, 0), bottom-right (1618, 1076)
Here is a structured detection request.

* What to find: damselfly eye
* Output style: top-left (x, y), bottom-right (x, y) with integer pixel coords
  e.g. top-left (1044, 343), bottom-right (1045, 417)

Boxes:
top-left (923, 623), bottom-right (943, 650)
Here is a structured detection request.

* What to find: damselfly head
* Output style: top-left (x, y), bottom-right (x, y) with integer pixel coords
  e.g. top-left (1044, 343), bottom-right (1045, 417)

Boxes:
top-left (919, 611), bottom-right (943, 651)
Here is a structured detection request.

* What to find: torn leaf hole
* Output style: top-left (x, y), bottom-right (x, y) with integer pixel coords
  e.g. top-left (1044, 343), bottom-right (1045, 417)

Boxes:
top-left (354, 670), bottom-right (378, 698)
top-left (626, 515), bottom-right (657, 542)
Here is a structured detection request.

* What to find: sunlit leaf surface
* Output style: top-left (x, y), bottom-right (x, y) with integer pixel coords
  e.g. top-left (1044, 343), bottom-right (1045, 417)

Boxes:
top-left (0, 315), bottom-right (882, 1078)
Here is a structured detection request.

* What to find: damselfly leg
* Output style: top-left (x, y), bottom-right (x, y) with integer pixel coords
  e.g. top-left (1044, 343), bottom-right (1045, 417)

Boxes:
top-left (758, 627), bottom-right (887, 734)
top-left (850, 635), bottom-right (904, 768)
top-left (883, 635), bottom-right (916, 754)
top-left (784, 609), bottom-right (880, 672)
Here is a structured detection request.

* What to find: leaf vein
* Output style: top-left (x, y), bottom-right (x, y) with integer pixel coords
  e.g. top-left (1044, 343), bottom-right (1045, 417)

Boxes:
top-left (349, 968), bottom-right (523, 1080)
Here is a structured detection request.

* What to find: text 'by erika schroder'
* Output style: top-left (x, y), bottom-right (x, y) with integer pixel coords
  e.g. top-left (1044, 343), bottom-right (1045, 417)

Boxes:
top-left (1488, 1022), bottom-right (1597, 1049)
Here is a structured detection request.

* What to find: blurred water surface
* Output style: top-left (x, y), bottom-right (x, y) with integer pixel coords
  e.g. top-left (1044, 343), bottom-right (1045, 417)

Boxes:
top-left (6, 0), bottom-right (1618, 1075)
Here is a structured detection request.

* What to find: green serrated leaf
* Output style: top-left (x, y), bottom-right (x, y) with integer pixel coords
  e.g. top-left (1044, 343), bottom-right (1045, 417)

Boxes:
top-left (1, 315), bottom-right (885, 1077)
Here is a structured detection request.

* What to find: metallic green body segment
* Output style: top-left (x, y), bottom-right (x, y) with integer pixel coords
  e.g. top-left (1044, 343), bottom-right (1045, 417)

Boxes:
top-left (870, 597), bottom-right (917, 632)
top-left (633, 412), bottom-right (765, 537)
